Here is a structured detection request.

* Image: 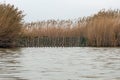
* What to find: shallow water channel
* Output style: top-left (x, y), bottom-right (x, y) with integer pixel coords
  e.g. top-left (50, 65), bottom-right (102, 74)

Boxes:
top-left (0, 47), bottom-right (120, 80)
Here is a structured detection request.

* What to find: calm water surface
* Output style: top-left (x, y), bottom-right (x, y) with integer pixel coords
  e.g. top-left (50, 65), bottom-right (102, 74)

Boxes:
top-left (0, 47), bottom-right (120, 80)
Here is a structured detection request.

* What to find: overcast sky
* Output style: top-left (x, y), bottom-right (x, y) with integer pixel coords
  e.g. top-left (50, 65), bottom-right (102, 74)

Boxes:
top-left (0, 0), bottom-right (120, 22)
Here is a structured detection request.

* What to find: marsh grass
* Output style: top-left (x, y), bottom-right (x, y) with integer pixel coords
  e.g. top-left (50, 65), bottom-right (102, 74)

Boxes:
top-left (0, 3), bottom-right (24, 47)
top-left (21, 9), bottom-right (120, 47)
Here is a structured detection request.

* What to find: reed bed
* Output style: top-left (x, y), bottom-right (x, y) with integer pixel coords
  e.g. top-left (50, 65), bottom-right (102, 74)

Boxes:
top-left (0, 3), bottom-right (119, 47)
top-left (19, 9), bottom-right (120, 47)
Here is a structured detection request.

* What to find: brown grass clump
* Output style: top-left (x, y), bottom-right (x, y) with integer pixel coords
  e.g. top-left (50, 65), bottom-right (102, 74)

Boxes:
top-left (86, 9), bottom-right (120, 46)
top-left (0, 3), bottom-right (24, 47)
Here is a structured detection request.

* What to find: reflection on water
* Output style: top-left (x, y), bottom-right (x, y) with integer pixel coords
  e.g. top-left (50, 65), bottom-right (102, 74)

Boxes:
top-left (0, 48), bottom-right (25, 80)
top-left (0, 47), bottom-right (120, 80)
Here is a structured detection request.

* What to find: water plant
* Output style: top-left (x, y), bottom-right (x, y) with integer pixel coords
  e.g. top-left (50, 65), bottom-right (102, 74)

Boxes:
top-left (0, 3), bottom-right (24, 47)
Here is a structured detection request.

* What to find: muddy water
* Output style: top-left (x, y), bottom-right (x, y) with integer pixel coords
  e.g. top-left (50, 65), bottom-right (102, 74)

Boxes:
top-left (0, 47), bottom-right (120, 80)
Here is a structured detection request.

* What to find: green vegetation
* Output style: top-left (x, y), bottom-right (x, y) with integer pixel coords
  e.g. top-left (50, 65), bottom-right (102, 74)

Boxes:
top-left (0, 3), bottom-right (24, 47)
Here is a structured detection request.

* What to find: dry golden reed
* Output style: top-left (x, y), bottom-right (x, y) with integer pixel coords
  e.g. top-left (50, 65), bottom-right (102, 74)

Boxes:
top-left (0, 3), bottom-right (24, 47)
top-left (21, 9), bottom-right (120, 47)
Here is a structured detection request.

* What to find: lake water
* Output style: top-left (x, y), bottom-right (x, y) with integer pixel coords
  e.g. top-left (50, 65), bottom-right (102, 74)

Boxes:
top-left (0, 47), bottom-right (120, 80)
